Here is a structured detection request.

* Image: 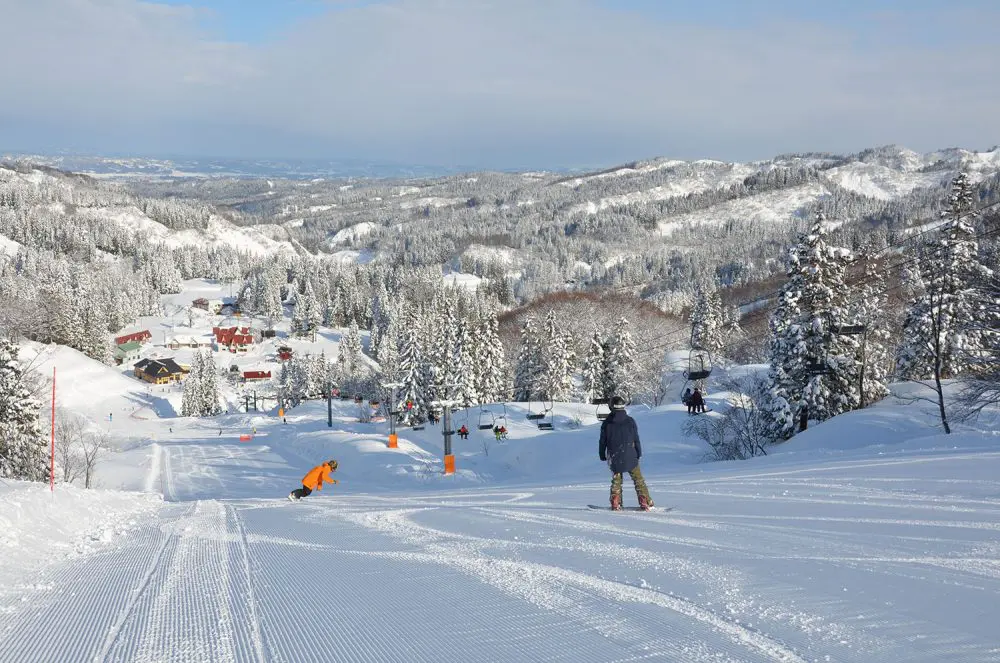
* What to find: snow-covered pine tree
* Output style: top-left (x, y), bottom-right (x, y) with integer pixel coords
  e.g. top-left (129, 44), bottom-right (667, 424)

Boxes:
top-left (453, 317), bottom-right (477, 408)
top-left (397, 307), bottom-right (429, 425)
top-left (849, 264), bottom-right (891, 408)
top-left (181, 352), bottom-right (204, 417)
top-left (291, 281), bottom-right (316, 339)
top-left (538, 310), bottom-right (574, 401)
top-left (305, 280), bottom-right (322, 342)
top-left (337, 322), bottom-right (364, 394)
top-left (430, 301), bottom-right (460, 401)
top-left (375, 312), bottom-right (402, 386)
top-left (767, 212), bottom-right (856, 438)
top-left (199, 351), bottom-right (223, 416)
top-left (0, 338), bottom-right (49, 482)
top-left (476, 311), bottom-right (507, 404)
top-left (690, 284), bottom-right (724, 357)
top-left (582, 329), bottom-right (606, 402)
top-left (604, 316), bottom-right (637, 402)
top-left (276, 359), bottom-right (292, 408)
top-left (513, 316), bottom-right (542, 402)
top-left (897, 172), bottom-right (993, 381)
top-left (289, 356), bottom-right (311, 403)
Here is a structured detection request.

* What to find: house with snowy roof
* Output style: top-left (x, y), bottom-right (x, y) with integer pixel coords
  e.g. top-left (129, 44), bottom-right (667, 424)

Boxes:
top-left (213, 326), bottom-right (254, 353)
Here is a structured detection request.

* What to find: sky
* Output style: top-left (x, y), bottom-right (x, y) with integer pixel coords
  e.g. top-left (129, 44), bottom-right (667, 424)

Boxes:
top-left (0, 0), bottom-right (998, 170)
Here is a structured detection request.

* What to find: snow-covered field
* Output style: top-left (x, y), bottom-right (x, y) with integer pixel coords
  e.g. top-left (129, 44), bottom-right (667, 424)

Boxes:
top-left (2, 355), bottom-right (1000, 663)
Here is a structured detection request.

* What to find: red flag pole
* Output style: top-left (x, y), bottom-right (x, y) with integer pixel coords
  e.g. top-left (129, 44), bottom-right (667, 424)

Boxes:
top-left (50, 366), bottom-right (55, 493)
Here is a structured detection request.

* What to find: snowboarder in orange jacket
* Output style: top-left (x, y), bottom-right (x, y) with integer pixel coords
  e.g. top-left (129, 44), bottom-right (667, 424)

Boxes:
top-left (288, 460), bottom-right (338, 500)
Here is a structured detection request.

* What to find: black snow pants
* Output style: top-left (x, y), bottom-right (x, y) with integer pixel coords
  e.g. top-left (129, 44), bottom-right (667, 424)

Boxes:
top-left (291, 485), bottom-right (313, 499)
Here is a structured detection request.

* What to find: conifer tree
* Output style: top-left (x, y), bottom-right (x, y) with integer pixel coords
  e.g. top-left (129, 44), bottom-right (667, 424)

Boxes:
top-left (476, 312), bottom-right (507, 403)
top-left (604, 316), bottom-right (637, 402)
top-left (582, 329), bottom-right (606, 402)
top-left (896, 172), bottom-right (993, 432)
top-left (0, 338), bottom-right (49, 482)
top-left (181, 352), bottom-right (204, 417)
top-left (897, 172), bottom-right (992, 381)
top-left (767, 212), bottom-right (856, 438)
top-left (454, 317), bottom-right (477, 408)
top-left (397, 308), bottom-right (429, 425)
top-left (849, 264), bottom-right (891, 409)
top-left (513, 316), bottom-right (542, 402)
top-left (538, 310), bottom-right (575, 401)
top-left (690, 285), bottom-right (724, 357)
top-left (199, 351), bottom-right (222, 416)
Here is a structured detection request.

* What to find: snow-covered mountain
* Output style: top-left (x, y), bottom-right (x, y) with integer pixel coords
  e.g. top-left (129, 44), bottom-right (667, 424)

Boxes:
top-left (120, 144), bottom-right (1000, 303)
top-left (5, 144), bottom-right (1000, 313)
top-left (0, 162), bottom-right (299, 257)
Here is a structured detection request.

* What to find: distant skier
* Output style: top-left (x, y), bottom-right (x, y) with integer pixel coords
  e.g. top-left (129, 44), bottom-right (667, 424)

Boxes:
top-left (598, 396), bottom-right (654, 511)
top-left (288, 459), bottom-right (339, 501)
top-left (458, 424), bottom-right (469, 440)
top-left (682, 387), bottom-right (692, 407)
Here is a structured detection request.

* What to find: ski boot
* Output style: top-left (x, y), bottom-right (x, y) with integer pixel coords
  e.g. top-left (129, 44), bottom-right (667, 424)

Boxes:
top-left (638, 494), bottom-right (653, 511)
top-left (610, 494), bottom-right (623, 511)
top-left (288, 492), bottom-right (299, 502)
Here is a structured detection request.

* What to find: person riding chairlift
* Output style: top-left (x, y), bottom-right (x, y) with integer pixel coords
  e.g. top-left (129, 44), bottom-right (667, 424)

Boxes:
top-left (458, 424), bottom-right (469, 440)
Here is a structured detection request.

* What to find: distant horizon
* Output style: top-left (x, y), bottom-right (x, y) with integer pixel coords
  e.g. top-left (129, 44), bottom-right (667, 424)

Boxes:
top-left (3, 141), bottom-right (999, 179)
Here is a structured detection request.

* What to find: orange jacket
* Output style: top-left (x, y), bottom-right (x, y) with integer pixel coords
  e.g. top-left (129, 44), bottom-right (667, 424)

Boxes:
top-left (302, 463), bottom-right (338, 491)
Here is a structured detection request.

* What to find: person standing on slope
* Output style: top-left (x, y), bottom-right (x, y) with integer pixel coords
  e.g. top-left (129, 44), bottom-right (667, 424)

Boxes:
top-left (598, 396), bottom-right (654, 511)
top-left (288, 459), bottom-right (339, 501)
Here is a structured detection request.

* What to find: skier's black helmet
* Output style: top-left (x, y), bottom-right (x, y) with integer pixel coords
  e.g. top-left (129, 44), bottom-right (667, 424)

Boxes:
top-left (610, 395), bottom-right (626, 410)
top-left (327, 459), bottom-right (338, 470)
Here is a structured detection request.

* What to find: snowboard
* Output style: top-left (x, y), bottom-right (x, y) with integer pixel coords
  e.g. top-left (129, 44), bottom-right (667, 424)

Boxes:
top-left (587, 504), bottom-right (673, 513)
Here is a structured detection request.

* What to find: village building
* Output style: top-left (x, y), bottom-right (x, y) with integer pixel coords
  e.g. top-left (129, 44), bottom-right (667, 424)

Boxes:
top-left (193, 297), bottom-right (225, 314)
top-left (114, 340), bottom-right (142, 365)
top-left (133, 358), bottom-right (187, 384)
top-left (114, 330), bottom-right (152, 346)
top-left (166, 334), bottom-right (213, 350)
top-left (242, 370), bottom-right (272, 382)
top-left (213, 326), bottom-right (254, 353)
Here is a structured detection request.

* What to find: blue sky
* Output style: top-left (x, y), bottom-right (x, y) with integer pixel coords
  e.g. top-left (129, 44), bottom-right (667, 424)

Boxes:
top-left (1, 0), bottom-right (997, 169)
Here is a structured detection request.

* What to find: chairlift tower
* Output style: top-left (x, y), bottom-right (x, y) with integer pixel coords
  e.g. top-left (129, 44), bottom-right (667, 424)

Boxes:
top-left (381, 382), bottom-right (403, 448)
top-left (430, 398), bottom-right (461, 475)
top-left (430, 383), bottom-right (463, 474)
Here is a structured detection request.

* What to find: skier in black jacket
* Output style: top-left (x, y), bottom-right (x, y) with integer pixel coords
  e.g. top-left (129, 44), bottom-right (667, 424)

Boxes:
top-left (598, 396), bottom-right (654, 510)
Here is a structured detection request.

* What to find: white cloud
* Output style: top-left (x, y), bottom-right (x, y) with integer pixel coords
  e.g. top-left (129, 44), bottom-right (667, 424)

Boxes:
top-left (1, 0), bottom-right (998, 166)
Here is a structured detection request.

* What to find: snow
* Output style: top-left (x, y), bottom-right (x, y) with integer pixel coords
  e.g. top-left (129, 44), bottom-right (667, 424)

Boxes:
top-left (824, 162), bottom-right (945, 200)
top-left (3, 312), bottom-right (1000, 663)
top-left (462, 243), bottom-right (516, 265)
top-left (399, 196), bottom-right (467, 210)
top-left (568, 162), bottom-right (756, 215)
top-left (328, 248), bottom-right (375, 264)
top-left (658, 182), bottom-right (829, 236)
top-left (327, 221), bottom-right (376, 247)
top-left (0, 234), bottom-right (22, 256)
top-left (442, 271), bottom-right (483, 291)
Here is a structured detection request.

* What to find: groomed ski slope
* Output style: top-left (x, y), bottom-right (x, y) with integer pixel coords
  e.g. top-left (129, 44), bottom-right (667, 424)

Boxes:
top-left (2, 392), bottom-right (1000, 662)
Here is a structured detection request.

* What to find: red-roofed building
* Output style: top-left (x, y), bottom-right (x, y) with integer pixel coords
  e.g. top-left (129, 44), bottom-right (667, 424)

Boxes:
top-left (242, 370), bottom-right (272, 382)
top-left (115, 330), bottom-right (152, 346)
top-left (213, 326), bottom-right (254, 353)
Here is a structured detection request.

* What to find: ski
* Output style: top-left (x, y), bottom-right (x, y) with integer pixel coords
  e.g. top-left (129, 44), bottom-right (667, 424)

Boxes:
top-left (587, 505), bottom-right (673, 513)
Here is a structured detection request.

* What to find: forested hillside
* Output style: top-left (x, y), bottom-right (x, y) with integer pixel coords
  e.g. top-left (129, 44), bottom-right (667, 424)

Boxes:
top-left (127, 145), bottom-right (1000, 311)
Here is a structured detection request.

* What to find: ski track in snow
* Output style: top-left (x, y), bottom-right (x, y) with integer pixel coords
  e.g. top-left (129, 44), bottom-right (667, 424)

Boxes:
top-left (4, 432), bottom-right (1000, 662)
